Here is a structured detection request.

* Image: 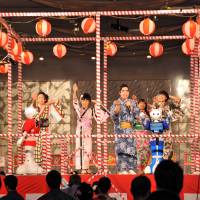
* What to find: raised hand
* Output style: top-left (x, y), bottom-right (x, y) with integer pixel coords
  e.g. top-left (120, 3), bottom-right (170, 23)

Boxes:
top-left (73, 83), bottom-right (78, 93)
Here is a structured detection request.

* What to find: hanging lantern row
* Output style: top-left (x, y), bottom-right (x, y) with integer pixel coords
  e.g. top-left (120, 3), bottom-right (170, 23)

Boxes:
top-left (0, 30), bottom-right (34, 65)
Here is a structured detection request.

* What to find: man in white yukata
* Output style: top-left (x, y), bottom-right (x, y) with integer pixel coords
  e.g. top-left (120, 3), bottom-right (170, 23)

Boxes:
top-left (72, 83), bottom-right (109, 174)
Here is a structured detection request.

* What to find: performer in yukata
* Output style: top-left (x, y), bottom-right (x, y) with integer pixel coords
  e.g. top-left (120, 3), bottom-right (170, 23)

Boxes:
top-left (110, 84), bottom-right (138, 174)
top-left (134, 99), bottom-right (151, 172)
top-left (152, 90), bottom-right (183, 160)
top-left (72, 83), bottom-right (109, 174)
top-left (32, 91), bottom-right (63, 165)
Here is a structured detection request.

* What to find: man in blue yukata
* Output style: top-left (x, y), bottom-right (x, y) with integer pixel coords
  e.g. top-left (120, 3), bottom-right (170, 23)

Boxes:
top-left (110, 84), bottom-right (138, 174)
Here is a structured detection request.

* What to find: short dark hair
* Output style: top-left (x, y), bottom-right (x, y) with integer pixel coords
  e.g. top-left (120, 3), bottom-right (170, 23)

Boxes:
top-left (4, 175), bottom-right (18, 190)
top-left (97, 176), bottom-right (111, 194)
top-left (131, 175), bottom-right (151, 199)
top-left (69, 174), bottom-right (81, 187)
top-left (119, 84), bottom-right (129, 91)
top-left (38, 91), bottom-right (49, 103)
top-left (154, 160), bottom-right (183, 194)
top-left (46, 170), bottom-right (62, 189)
top-left (76, 182), bottom-right (93, 200)
top-left (146, 190), bottom-right (180, 200)
top-left (81, 93), bottom-right (91, 102)
top-left (158, 90), bottom-right (169, 102)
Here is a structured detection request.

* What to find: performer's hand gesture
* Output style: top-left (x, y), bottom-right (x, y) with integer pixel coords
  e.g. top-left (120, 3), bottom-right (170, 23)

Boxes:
top-left (31, 92), bottom-right (38, 100)
top-left (73, 83), bottom-right (78, 93)
top-left (114, 100), bottom-right (121, 114)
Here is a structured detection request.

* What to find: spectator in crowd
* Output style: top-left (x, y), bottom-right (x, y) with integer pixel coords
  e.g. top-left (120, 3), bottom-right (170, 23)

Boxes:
top-left (75, 182), bottom-right (93, 200)
top-left (1, 175), bottom-right (24, 200)
top-left (154, 160), bottom-right (183, 194)
top-left (130, 175), bottom-right (151, 200)
top-left (37, 170), bottom-right (73, 200)
top-left (93, 177), bottom-right (116, 200)
top-left (146, 190), bottom-right (180, 200)
top-left (62, 174), bottom-right (81, 198)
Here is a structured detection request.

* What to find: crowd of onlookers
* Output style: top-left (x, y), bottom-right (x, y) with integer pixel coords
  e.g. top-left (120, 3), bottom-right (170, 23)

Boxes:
top-left (0, 159), bottom-right (184, 200)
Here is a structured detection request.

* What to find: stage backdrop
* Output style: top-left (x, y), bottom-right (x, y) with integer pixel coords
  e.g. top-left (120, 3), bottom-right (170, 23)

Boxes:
top-left (0, 79), bottom-right (191, 173)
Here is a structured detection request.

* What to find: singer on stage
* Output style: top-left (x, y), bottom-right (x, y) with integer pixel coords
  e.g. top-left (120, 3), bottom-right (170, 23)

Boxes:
top-left (110, 84), bottom-right (139, 174)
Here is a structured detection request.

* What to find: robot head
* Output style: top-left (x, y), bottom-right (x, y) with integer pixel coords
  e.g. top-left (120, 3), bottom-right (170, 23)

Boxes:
top-left (24, 106), bottom-right (38, 119)
top-left (150, 108), bottom-right (162, 122)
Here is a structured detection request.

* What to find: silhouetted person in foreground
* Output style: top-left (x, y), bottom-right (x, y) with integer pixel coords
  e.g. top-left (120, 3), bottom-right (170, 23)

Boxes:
top-left (130, 175), bottom-right (151, 200)
top-left (37, 170), bottom-right (73, 200)
top-left (154, 160), bottom-right (183, 194)
top-left (146, 190), bottom-right (180, 200)
top-left (75, 182), bottom-right (93, 200)
top-left (93, 177), bottom-right (116, 200)
top-left (1, 175), bottom-right (24, 200)
top-left (62, 174), bottom-right (81, 198)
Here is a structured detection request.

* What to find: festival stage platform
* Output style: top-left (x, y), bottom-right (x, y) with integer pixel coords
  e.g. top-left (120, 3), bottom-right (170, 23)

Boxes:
top-left (0, 174), bottom-right (199, 200)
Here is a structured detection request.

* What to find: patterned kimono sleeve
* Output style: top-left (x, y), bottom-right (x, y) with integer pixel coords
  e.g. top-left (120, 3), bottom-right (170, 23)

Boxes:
top-left (49, 103), bottom-right (63, 123)
top-left (93, 105), bottom-right (109, 123)
top-left (110, 103), bottom-right (119, 123)
top-left (168, 99), bottom-right (184, 122)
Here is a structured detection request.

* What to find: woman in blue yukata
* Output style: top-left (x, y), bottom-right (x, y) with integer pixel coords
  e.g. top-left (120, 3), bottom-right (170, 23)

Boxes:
top-left (110, 84), bottom-right (139, 174)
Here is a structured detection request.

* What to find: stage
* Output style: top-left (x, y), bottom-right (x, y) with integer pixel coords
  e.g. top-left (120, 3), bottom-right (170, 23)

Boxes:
top-left (0, 174), bottom-right (199, 200)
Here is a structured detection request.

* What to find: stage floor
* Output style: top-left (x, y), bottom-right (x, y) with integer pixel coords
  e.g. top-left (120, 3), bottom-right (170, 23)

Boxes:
top-left (0, 174), bottom-right (199, 200)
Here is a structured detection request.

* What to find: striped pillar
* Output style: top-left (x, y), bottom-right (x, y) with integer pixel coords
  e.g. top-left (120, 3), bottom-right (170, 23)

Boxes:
top-left (103, 40), bottom-right (108, 174)
top-left (7, 26), bottom-right (13, 174)
top-left (95, 13), bottom-right (102, 172)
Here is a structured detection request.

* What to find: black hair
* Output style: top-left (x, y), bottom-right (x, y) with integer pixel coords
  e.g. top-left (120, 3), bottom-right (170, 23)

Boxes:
top-left (46, 170), bottom-right (62, 189)
top-left (37, 91), bottom-right (49, 103)
top-left (131, 175), bottom-right (151, 199)
top-left (4, 175), bottom-right (18, 190)
top-left (138, 98), bottom-right (149, 116)
top-left (119, 84), bottom-right (129, 91)
top-left (68, 174), bottom-right (81, 187)
top-left (158, 90), bottom-right (169, 102)
top-left (154, 160), bottom-right (183, 194)
top-left (81, 93), bottom-right (91, 102)
top-left (97, 176), bottom-right (111, 194)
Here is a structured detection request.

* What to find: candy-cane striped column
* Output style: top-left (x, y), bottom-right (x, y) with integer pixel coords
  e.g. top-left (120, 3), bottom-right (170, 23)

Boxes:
top-left (60, 139), bottom-right (67, 175)
top-left (95, 13), bottom-right (102, 172)
top-left (45, 131), bottom-right (52, 172)
top-left (17, 46), bottom-right (23, 134)
top-left (190, 37), bottom-right (200, 173)
top-left (7, 26), bottom-right (13, 174)
top-left (103, 40), bottom-right (108, 174)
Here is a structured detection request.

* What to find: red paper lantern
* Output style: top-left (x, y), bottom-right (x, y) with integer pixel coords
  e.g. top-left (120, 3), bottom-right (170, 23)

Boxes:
top-left (53, 44), bottom-right (67, 58)
top-left (0, 31), bottom-right (8, 47)
top-left (81, 17), bottom-right (96, 34)
top-left (21, 51), bottom-right (34, 65)
top-left (0, 64), bottom-right (8, 73)
top-left (106, 42), bottom-right (117, 56)
top-left (182, 40), bottom-right (194, 55)
top-left (11, 41), bottom-right (22, 56)
top-left (182, 19), bottom-right (197, 38)
top-left (149, 42), bottom-right (164, 57)
top-left (139, 18), bottom-right (155, 35)
top-left (35, 19), bottom-right (51, 37)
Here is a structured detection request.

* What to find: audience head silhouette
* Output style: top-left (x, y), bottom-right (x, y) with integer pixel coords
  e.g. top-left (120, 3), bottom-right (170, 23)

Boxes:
top-left (46, 170), bottom-right (62, 190)
top-left (154, 160), bottom-right (183, 194)
top-left (131, 175), bottom-right (151, 200)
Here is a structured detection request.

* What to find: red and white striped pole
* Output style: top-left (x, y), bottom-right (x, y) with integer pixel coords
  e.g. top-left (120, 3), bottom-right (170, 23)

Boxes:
top-left (95, 13), bottom-right (102, 172)
top-left (7, 26), bottom-right (13, 174)
top-left (103, 40), bottom-right (108, 174)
